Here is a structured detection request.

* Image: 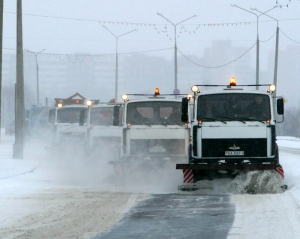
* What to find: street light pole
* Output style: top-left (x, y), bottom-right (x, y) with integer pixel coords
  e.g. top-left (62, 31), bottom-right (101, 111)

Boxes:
top-left (231, 5), bottom-right (277, 89)
top-left (0, 0), bottom-right (3, 142)
top-left (157, 13), bottom-right (197, 93)
top-left (14, 0), bottom-right (25, 159)
top-left (26, 49), bottom-right (45, 105)
top-left (102, 26), bottom-right (137, 101)
top-left (251, 8), bottom-right (279, 97)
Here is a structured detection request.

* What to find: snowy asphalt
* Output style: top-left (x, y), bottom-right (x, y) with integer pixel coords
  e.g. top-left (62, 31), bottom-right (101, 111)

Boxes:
top-left (95, 193), bottom-right (235, 239)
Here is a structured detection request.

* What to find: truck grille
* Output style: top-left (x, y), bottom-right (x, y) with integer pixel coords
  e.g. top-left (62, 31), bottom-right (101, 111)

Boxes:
top-left (130, 139), bottom-right (185, 156)
top-left (202, 139), bottom-right (267, 157)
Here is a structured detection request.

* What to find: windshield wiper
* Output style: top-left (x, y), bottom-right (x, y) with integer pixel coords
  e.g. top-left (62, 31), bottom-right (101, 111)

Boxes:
top-left (202, 117), bottom-right (227, 124)
top-left (239, 118), bottom-right (266, 124)
top-left (218, 116), bottom-right (246, 124)
top-left (221, 116), bottom-right (267, 124)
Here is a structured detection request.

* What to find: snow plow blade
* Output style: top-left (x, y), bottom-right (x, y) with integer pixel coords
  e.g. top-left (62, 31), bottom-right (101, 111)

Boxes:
top-left (176, 163), bottom-right (287, 193)
top-left (176, 163), bottom-right (277, 171)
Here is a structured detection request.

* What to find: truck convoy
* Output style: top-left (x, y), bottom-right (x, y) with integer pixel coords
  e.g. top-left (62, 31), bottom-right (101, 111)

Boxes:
top-left (86, 103), bottom-right (123, 159)
top-left (45, 80), bottom-right (286, 193)
top-left (111, 88), bottom-right (190, 173)
top-left (176, 77), bottom-right (285, 191)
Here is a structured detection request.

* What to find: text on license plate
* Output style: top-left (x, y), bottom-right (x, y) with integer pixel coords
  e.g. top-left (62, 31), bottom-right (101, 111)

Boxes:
top-left (225, 151), bottom-right (244, 156)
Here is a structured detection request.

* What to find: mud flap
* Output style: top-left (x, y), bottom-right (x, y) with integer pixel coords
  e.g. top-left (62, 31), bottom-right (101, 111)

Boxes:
top-left (275, 164), bottom-right (288, 190)
top-left (178, 169), bottom-right (197, 191)
top-left (275, 165), bottom-right (284, 178)
top-left (183, 169), bottom-right (194, 183)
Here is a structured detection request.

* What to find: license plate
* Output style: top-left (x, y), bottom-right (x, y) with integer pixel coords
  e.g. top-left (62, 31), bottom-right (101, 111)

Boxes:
top-left (225, 151), bottom-right (244, 156)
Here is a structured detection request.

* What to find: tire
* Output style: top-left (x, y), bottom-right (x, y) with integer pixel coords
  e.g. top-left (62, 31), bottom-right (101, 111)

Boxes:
top-left (188, 144), bottom-right (193, 164)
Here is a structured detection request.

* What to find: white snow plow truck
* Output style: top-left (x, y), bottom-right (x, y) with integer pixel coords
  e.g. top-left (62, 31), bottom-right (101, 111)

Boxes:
top-left (111, 88), bottom-right (190, 172)
top-left (48, 93), bottom-right (99, 147)
top-left (176, 78), bottom-right (286, 192)
top-left (86, 103), bottom-right (123, 159)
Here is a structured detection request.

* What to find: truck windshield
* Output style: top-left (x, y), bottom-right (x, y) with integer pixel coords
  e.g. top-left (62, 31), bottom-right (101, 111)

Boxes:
top-left (57, 107), bottom-right (87, 123)
top-left (197, 93), bottom-right (271, 122)
top-left (90, 107), bottom-right (123, 126)
top-left (126, 101), bottom-right (182, 125)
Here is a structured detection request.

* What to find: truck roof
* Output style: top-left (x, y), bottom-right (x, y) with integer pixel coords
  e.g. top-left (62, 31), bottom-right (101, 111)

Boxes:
top-left (90, 104), bottom-right (123, 109)
top-left (125, 98), bottom-right (183, 103)
top-left (56, 104), bottom-right (88, 109)
top-left (196, 88), bottom-right (273, 96)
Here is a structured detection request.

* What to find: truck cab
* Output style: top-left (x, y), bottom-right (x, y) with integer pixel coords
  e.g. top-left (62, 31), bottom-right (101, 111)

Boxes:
top-left (86, 103), bottom-right (123, 159)
top-left (116, 89), bottom-right (190, 165)
top-left (48, 93), bottom-right (99, 147)
top-left (49, 104), bottom-right (89, 145)
top-left (177, 78), bottom-right (285, 184)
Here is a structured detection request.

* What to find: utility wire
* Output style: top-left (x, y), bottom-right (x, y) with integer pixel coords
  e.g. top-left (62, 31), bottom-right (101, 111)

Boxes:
top-left (177, 42), bottom-right (256, 68)
top-left (4, 46), bottom-right (173, 56)
top-left (280, 28), bottom-right (300, 44)
top-left (260, 31), bottom-right (277, 42)
top-left (4, 12), bottom-right (162, 25)
top-left (118, 47), bottom-right (173, 55)
top-left (4, 11), bottom-right (300, 26)
top-left (3, 47), bottom-right (14, 51)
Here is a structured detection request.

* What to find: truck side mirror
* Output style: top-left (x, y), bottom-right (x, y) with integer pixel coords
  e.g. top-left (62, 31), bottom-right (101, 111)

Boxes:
top-left (277, 98), bottom-right (284, 115)
top-left (113, 106), bottom-right (120, 126)
top-left (181, 98), bottom-right (189, 122)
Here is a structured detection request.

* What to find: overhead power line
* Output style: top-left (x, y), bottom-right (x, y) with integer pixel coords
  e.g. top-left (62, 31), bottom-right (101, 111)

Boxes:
top-left (4, 11), bottom-right (163, 25)
top-left (4, 47), bottom-right (173, 55)
top-left (3, 47), bottom-right (174, 63)
top-left (260, 31), bottom-right (277, 42)
top-left (118, 47), bottom-right (173, 55)
top-left (177, 42), bottom-right (256, 68)
top-left (280, 29), bottom-right (300, 44)
top-left (4, 11), bottom-right (300, 27)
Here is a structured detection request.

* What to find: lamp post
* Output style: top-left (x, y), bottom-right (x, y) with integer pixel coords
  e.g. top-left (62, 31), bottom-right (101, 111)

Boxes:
top-left (231, 5), bottom-right (277, 89)
top-left (157, 13), bottom-right (197, 93)
top-left (102, 26), bottom-right (137, 101)
top-left (14, 0), bottom-right (25, 159)
top-left (251, 8), bottom-right (279, 97)
top-left (0, 0), bottom-right (3, 142)
top-left (26, 49), bottom-right (45, 104)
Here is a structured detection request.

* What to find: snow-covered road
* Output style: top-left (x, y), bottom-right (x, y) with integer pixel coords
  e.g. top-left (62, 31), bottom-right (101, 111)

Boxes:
top-left (228, 139), bottom-right (300, 239)
top-left (0, 134), bottom-right (300, 238)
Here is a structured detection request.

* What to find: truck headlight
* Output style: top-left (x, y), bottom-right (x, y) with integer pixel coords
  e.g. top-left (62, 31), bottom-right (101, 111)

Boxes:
top-left (122, 94), bottom-right (129, 101)
top-left (268, 84), bottom-right (276, 92)
top-left (191, 85), bottom-right (200, 93)
top-left (86, 100), bottom-right (92, 107)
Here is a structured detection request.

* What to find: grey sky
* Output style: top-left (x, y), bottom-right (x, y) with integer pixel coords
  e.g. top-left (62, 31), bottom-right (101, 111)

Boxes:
top-left (3, 0), bottom-right (300, 59)
top-left (2, 0), bottom-right (300, 106)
